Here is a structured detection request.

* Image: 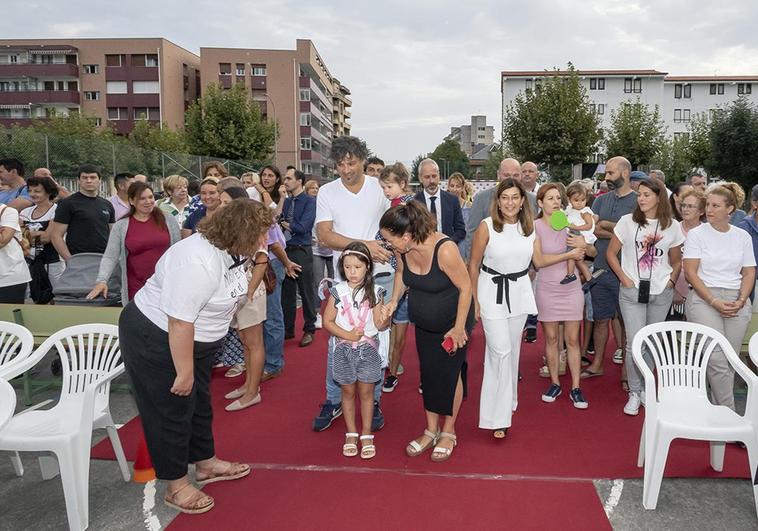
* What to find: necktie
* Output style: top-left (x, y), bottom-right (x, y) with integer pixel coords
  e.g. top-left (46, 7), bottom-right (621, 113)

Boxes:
top-left (429, 196), bottom-right (437, 216)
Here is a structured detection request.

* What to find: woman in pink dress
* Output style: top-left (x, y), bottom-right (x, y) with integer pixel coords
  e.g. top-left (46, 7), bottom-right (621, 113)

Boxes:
top-left (532, 183), bottom-right (596, 408)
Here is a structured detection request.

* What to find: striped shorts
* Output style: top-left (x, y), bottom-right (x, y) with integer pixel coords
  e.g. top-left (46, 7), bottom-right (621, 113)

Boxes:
top-left (332, 340), bottom-right (382, 385)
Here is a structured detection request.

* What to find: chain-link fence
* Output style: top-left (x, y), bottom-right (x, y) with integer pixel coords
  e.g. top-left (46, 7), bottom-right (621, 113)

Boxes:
top-left (0, 127), bottom-right (260, 195)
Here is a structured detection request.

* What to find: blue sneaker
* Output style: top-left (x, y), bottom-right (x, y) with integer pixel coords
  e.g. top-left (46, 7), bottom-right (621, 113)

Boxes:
top-left (569, 388), bottom-right (589, 409)
top-left (371, 401), bottom-right (385, 431)
top-left (541, 383), bottom-right (562, 403)
top-left (312, 402), bottom-right (342, 432)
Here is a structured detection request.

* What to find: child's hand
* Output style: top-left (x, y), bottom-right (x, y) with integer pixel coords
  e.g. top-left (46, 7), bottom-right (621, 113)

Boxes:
top-left (346, 328), bottom-right (364, 342)
top-left (380, 301), bottom-right (396, 322)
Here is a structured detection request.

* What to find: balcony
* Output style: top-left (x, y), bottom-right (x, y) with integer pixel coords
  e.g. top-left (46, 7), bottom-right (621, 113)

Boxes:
top-left (105, 66), bottom-right (159, 82)
top-left (0, 63), bottom-right (79, 78)
top-left (251, 76), bottom-right (266, 90)
top-left (0, 117), bottom-right (34, 127)
top-left (105, 93), bottom-right (159, 107)
top-left (218, 75), bottom-right (232, 89)
top-left (299, 76), bottom-right (331, 109)
top-left (0, 90), bottom-right (80, 105)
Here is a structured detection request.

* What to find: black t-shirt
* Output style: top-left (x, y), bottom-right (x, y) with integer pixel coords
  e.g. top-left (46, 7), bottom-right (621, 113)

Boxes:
top-left (54, 192), bottom-right (115, 255)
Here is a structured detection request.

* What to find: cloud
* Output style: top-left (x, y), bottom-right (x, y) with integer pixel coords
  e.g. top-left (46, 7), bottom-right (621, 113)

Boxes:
top-left (3, 0), bottom-right (758, 162)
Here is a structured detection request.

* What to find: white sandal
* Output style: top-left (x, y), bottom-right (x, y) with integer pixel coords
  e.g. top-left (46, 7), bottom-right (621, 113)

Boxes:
top-left (406, 429), bottom-right (439, 457)
top-left (343, 433), bottom-right (359, 457)
top-left (431, 432), bottom-right (457, 462)
top-left (360, 435), bottom-right (376, 459)
top-left (224, 364), bottom-right (245, 378)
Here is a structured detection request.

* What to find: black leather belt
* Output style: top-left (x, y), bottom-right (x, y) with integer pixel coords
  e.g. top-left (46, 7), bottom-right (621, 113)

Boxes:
top-left (481, 264), bottom-right (530, 312)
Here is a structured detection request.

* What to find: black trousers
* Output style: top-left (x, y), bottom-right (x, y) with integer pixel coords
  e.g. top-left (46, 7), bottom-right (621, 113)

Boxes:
top-left (282, 245), bottom-right (317, 335)
top-left (0, 282), bottom-right (27, 303)
top-left (119, 302), bottom-right (223, 480)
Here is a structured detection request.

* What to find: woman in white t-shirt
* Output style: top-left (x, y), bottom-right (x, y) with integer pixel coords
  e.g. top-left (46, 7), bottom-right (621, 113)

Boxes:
top-left (119, 198), bottom-right (271, 515)
top-left (20, 175), bottom-right (63, 298)
top-left (683, 183), bottom-right (756, 411)
top-left (0, 204), bottom-right (31, 303)
top-left (607, 177), bottom-right (685, 416)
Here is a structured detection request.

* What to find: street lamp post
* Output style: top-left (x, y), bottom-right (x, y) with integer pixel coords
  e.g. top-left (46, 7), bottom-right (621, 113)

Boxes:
top-left (263, 93), bottom-right (277, 164)
top-left (438, 158), bottom-right (449, 180)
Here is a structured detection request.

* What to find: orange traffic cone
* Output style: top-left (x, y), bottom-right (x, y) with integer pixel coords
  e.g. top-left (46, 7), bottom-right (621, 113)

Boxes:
top-left (132, 425), bottom-right (156, 483)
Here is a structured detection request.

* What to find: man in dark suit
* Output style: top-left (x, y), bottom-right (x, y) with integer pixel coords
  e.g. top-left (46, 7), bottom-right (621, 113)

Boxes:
top-left (414, 158), bottom-right (466, 243)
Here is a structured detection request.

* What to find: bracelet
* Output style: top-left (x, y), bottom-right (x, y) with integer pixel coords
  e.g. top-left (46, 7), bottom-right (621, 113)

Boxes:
top-left (253, 260), bottom-right (268, 266)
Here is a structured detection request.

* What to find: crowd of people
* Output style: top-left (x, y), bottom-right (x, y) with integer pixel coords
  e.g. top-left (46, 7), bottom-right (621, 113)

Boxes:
top-left (1, 139), bottom-right (757, 515)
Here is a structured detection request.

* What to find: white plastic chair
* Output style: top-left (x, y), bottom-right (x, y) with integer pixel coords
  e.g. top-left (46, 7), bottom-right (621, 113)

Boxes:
top-left (634, 321), bottom-right (758, 516)
top-left (0, 324), bottom-right (128, 531)
top-left (0, 320), bottom-right (35, 380)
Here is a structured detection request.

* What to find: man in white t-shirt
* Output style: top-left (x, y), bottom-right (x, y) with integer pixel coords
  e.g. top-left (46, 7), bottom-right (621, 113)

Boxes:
top-left (313, 136), bottom-right (391, 432)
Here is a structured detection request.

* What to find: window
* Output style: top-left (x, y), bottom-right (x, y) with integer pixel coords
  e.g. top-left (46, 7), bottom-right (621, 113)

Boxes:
top-left (710, 83), bottom-right (724, 95)
top-left (674, 109), bottom-right (682, 123)
top-left (624, 78), bottom-right (632, 93)
top-left (252, 64), bottom-right (267, 76)
top-left (633, 78), bottom-right (642, 93)
top-left (598, 78), bottom-right (605, 90)
top-left (145, 54), bottom-right (158, 67)
top-left (299, 113), bottom-right (311, 126)
top-left (106, 81), bottom-right (128, 94)
top-left (738, 83), bottom-right (752, 95)
top-left (674, 84), bottom-right (682, 99)
top-left (69, 81), bottom-right (78, 91)
top-left (107, 107), bottom-right (127, 120)
top-left (589, 103), bottom-right (596, 114)
top-left (300, 137), bottom-right (311, 150)
top-left (525, 79), bottom-right (533, 91)
top-left (130, 54), bottom-right (158, 67)
top-left (84, 91), bottom-right (100, 101)
top-left (299, 88), bottom-right (310, 101)
top-left (105, 54), bottom-right (125, 67)
top-left (598, 104), bottom-right (605, 115)
top-left (590, 78), bottom-right (597, 90)
top-left (132, 81), bottom-right (159, 94)
top-left (674, 132), bottom-right (690, 141)
top-left (93, 117), bottom-right (102, 127)
top-left (302, 163), bottom-right (312, 174)
top-left (234, 63), bottom-right (244, 76)
top-left (83, 64), bottom-right (99, 74)
top-left (9, 55), bottom-right (18, 64)
top-left (684, 84), bottom-right (691, 98)
top-left (683, 109), bottom-right (691, 122)
top-left (219, 63), bottom-right (231, 75)
top-left (134, 107), bottom-right (159, 120)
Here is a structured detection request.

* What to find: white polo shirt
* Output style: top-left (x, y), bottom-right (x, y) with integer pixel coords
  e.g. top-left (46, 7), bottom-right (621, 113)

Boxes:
top-left (134, 233), bottom-right (248, 342)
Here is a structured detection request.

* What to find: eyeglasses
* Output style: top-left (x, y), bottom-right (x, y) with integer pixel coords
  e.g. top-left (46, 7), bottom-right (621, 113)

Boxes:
top-left (680, 204), bottom-right (699, 210)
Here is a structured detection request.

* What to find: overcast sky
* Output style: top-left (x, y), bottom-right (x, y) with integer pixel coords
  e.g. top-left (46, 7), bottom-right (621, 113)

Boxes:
top-left (5, 0), bottom-right (758, 164)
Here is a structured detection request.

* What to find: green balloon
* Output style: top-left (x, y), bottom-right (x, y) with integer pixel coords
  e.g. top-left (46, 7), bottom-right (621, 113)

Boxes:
top-left (550, 210), bottom-right (570, 231)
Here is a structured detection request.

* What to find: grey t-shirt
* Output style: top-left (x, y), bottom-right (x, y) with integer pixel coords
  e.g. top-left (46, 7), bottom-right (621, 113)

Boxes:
top-left (591, 190), bottom-right (637, 270)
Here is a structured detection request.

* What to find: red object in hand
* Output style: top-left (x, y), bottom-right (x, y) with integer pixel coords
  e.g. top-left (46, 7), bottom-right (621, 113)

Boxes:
top-left (441, 336), bottom-right (456, 354)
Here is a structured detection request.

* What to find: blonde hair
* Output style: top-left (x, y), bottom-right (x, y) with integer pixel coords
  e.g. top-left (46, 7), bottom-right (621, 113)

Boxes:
top-left (707, 182), bottom-right (745, 215)
top-left (162, 174), bottom-right (188, 194)
top-left (241, 172), bottom-right (260, 186)
top-left (304, 180), bottom-right (319, 195)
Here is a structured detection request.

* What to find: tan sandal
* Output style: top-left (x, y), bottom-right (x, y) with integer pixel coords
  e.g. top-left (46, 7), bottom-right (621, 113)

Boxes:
top-left (360, 435), bottom-right (376, 460)
top-left (343, 432), bottom-right (359, 457)
top-left (406, 429), bottom-right (439, 457)
top-left (539, 351), bottom-right (567, 377)
top-left (164, 483), bottom-right (214, 514)
top-left (431, 432), bottom-right (457, 462)
top-left (195, 461), bottom-right (251, 486)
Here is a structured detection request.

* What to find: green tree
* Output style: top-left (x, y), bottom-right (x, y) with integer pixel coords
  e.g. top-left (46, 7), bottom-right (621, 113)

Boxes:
top-left (129, 120), bottom-right (186, 153)
top-left (708, 97), bottom-right (758, 190)
top-left (428, 138), bottom-right (470, 179)
top-left (503, 64), bottom-right (602, 183)
top-left (410, 154), bottom-right (425, 182)
top-left (605, 100), bottom-right (666, 168)
top-left (185, 83), bottom-right (276, 162)
top-left (650, 135), bottom-right (692, 185)
top-left (686, 113), bottom-right (712, 172)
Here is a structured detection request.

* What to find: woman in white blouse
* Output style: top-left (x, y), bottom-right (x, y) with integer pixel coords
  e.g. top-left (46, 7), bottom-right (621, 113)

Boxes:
top-left (683, 183), bottom-right (756, 411)
top-left (469, 179), bottom-right (536, 439)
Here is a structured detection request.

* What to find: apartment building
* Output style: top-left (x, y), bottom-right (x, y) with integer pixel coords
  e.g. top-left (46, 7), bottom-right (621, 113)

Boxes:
top-left (446, 115), bottom-right (495, 156)
top-left (501, 69), bottom-right (758, 160)
top-left (0, 38), bottom-right (200, 133)
top-left (200, 39), bottom-right (351, 179)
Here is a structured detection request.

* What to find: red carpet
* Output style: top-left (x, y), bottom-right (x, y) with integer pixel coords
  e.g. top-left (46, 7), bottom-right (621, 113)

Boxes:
top-left (93, 320), bottom-right (751, 481)
top-left (164, 468), bottom-right (611, 531)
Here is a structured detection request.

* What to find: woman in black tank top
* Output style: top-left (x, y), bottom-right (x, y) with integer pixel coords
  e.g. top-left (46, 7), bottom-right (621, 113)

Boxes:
top-left (379, 201), bottom-right (472, 462)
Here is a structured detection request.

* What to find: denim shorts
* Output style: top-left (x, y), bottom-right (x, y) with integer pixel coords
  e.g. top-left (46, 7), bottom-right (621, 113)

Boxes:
top-left (393, 293), bottom-right (410, 324)
top-left (588, 270), bottom-right (620, 321)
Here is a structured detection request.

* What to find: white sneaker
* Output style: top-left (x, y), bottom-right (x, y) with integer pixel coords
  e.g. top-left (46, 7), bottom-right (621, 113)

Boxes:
top-left (613, 349), bottom-right (624, 365)
top-left (315, 314), bottom-right (323, 329)
top-left (623, 392), bottom-right (642, 416)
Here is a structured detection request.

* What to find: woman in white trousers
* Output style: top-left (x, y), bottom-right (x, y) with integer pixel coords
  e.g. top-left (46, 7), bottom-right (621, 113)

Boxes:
top-left (469, 179), bottom-right (537, 439)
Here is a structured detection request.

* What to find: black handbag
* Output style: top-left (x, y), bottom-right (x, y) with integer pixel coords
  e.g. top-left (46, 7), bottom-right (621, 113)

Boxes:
top-left (28, 255), bottom-right (54, 304)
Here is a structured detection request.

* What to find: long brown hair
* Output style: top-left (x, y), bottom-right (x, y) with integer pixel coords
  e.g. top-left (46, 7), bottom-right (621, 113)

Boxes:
top-left (337, 241), bottom-right (378, 308)
top-left (535, 183), bottom-right (566, 221)
top-left (490, 178), bottom-right (534, 236)
top-left (632, 177), bottom-right (673, 230)
top-left (125, 181), bottom-right (167, 231)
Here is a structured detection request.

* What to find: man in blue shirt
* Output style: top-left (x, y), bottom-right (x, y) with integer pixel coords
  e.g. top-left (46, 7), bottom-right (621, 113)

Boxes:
top-left (281, 168), bottom-right (318, 347)
top-left (0, 158), bottom-right (32, 210)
